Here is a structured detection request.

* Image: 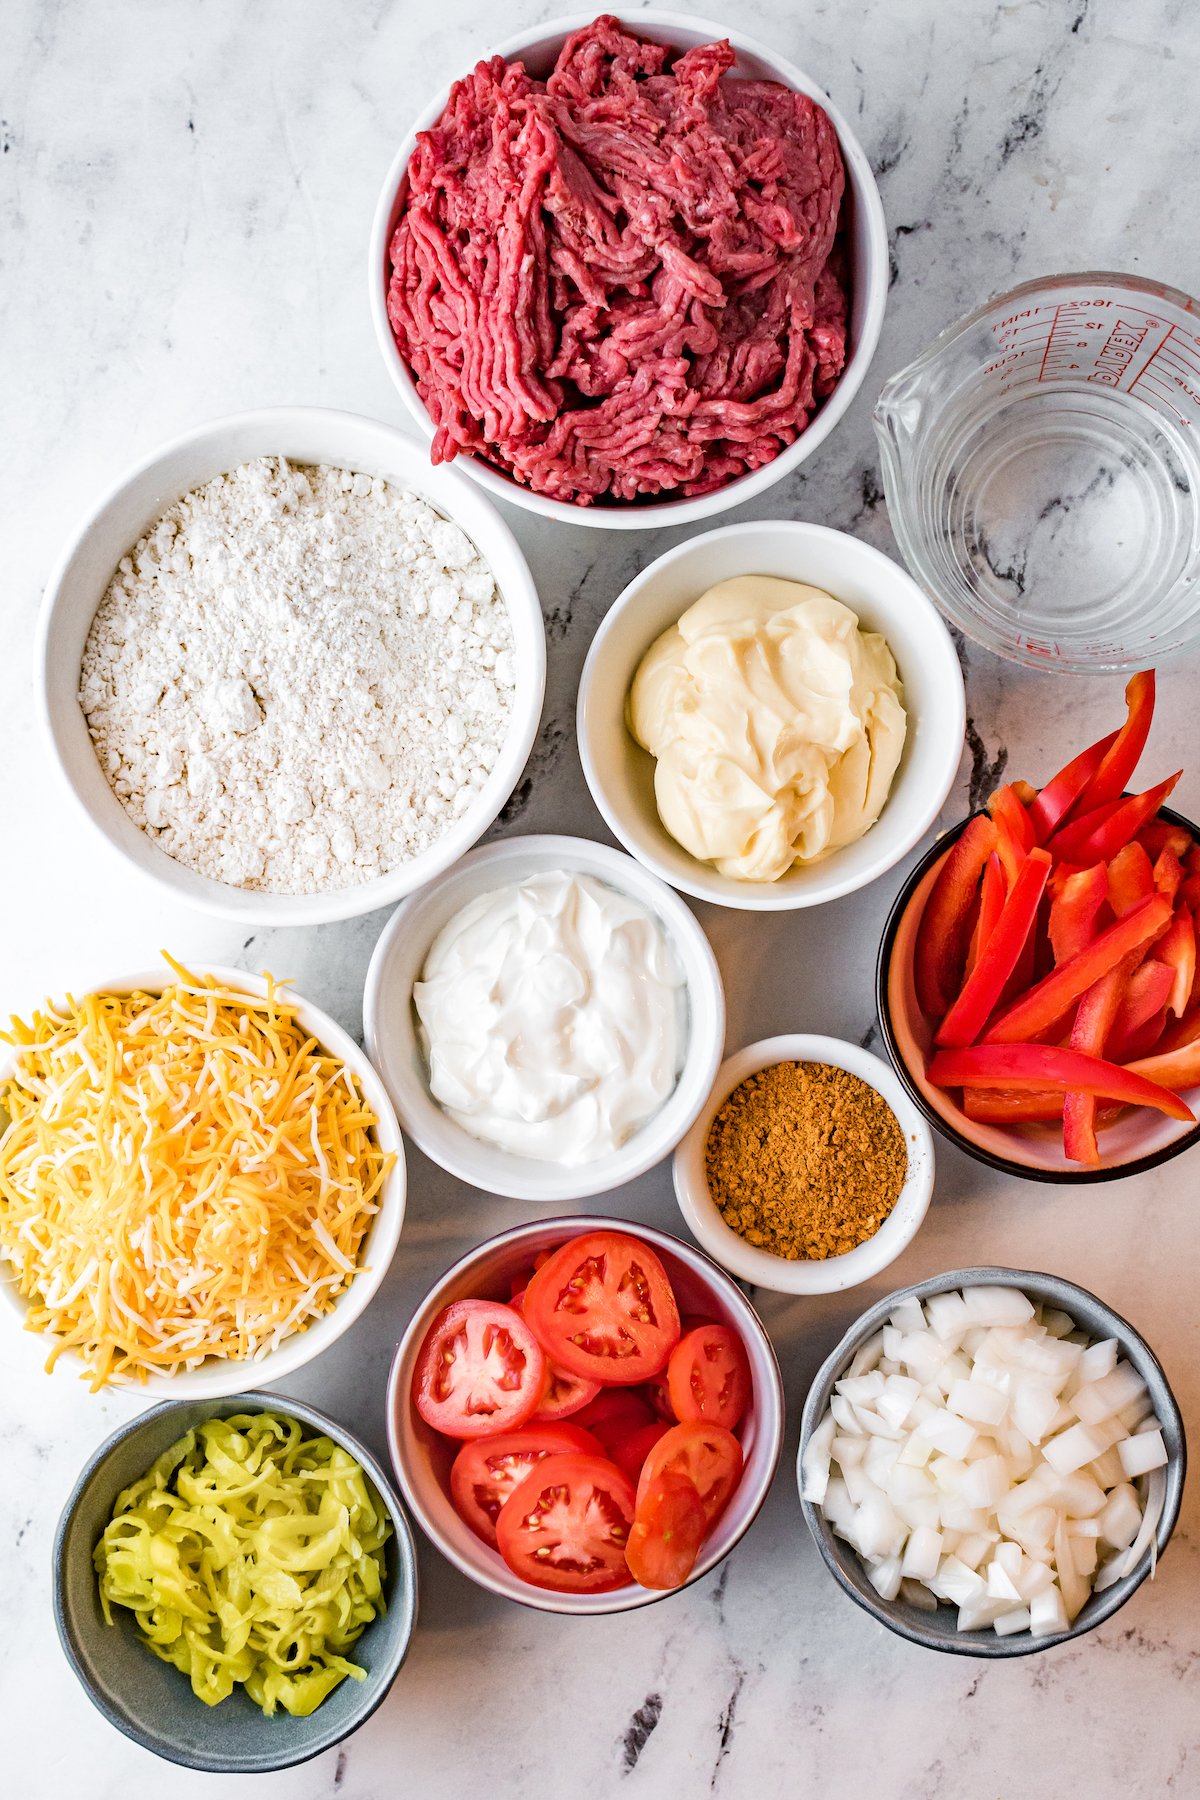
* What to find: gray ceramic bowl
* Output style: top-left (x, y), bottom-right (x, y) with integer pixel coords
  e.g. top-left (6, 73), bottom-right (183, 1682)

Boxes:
top-left (54, 1392), bottom-right (419, 1772)
top-left (797, 1268), bottom-right (1186, 1657)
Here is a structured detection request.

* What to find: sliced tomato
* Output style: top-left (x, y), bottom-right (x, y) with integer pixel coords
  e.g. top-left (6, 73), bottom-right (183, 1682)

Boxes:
top-left (666, 1324), bottom-right (752, 1432)
top-left (412, 1299), bottom-right (546, 1440)
top-left (529, 1366), bottom-right (602, 1423)
top-left (610, 1420), bottom-right (670, 1484)
top-left (626, 1472), bottom-right (708, 1591)
top-left (449, 1423), bottom-right (602, 1547)
top-left (641, 1379), bottom-right (677, 1424)
top-left (510, 1287), bottom-right (601, 1423)
top-left (496, 1453), bottom-right (635, 1593)
top-left (523, 1230), bottom-right (681, 1386)
top-left (637, 1422), bottom-right (744, 1527)
top-left (571, 1389), bottom-right (655, 1455)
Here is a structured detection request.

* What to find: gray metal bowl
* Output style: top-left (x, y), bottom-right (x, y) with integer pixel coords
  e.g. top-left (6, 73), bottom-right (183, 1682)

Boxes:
top-left (54, 1392), bottom-right (419, 1771)
top-left (797, 1268), bottom-right (1186, 1656)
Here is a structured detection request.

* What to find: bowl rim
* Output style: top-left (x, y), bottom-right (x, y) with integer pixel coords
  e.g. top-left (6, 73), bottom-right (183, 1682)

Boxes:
top-left (576, 518), bottom-right (967, 910)
top-left (672, 1032), bottom-right (935, 1294)
top-left (0, 963), bottom-right (407, 1395)
top-left (385, 1213), bottom-right (785, 1613)
top-left (367, 7), bottom-right (888, 530)
top-left (362, 832), bottom-right (726, 1201)
top-left (796, 1265), bottom-right (1188, 1657)
top-left (52, 1388), bottom-right (419, 1772)
top-left (876, 803), bottom-right (1200, 1183)
top-left (35, 404), bottom-right (547, 927)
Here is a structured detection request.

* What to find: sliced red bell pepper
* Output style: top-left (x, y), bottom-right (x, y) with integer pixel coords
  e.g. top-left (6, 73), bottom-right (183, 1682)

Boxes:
top-left (1156, 1005), bottom-right (1200, 1056)
top-left (1109, 959), bottom-right (1175, 1048)
top-left (1045, 773), bottom-right (1182, 867)
top-left (962, 1087), bottom-right (1064, 1123)
top-left (1179, 874), bottom-right (1200, 912)
top-left (1157, 908), bottom-right (1196, 1016)
top-left (966, 852), bottom-right (1006, 976)
top-left (927, 1043), bottom-right (1194, 1121)
top-left (1137, 819), bottom-right (1194, 861)
top-left (1152, 847), bottom-right (1184, 903)
top-left (1062, 952), bottom-right (1142, 1165)
top-left (1186, 844), bottom-right (1200, 875)
top-left (1006, 889), bottom-right (1045, 1000)
top-left (1108, 1005), bottom-right (1168, 1064)
top-left (989, 783), bottom-right (1036, 852)
top-left (936, 849), bottom-right (1052, 1049)
top-left (1044, 796), bottom-right (1126, 860)
top-left (1048, 863), bottom-right (1108, 963)
top-left (1122, 1037), bottom-right (1200, 1092)
top-left (1106, 841), bottom-right (1154, 918)
top-left (914, 815), bottom-right (998, 1018)
top-left (1027, 731), bottom-right (1118, 842)
top-left (1072, 670), bottom-right (1155, 814)
top-left (984, 893), bottom-right (1172, 1044)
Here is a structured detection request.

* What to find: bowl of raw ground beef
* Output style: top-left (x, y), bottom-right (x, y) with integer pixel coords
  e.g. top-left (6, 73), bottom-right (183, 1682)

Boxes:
top-left (370, 11), bottom-right (887, 528)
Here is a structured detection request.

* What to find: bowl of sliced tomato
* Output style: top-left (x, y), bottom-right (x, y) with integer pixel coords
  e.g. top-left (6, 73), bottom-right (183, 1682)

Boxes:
top-left (386, 1218), bottom-right (784, 1612)
top-left (878, 670), bottom-right (1200, 1181)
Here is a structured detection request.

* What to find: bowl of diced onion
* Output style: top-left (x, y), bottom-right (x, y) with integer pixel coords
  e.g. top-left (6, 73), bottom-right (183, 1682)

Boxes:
top-left (797, 1268), bottom-right (1185, 1655)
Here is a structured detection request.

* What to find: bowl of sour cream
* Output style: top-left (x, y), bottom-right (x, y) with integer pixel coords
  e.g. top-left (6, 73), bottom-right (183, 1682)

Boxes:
top-left (363, 835), bottom-right (726, 1201)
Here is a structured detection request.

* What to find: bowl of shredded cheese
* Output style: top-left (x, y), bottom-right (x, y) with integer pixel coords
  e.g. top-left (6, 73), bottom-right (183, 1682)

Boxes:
top-left (0, 958), bottom-right (405, 1395)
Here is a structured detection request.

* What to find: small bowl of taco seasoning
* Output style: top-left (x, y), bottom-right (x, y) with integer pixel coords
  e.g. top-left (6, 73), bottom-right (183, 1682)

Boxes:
top-left (673, 1034), bottom-right (935, 1295)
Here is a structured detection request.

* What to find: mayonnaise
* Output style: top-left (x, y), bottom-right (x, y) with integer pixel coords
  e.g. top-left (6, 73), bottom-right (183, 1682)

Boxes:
top-left (413, 870), bottom-right (687, 1164)
top-left (628, 576), bottom-right (907, 882)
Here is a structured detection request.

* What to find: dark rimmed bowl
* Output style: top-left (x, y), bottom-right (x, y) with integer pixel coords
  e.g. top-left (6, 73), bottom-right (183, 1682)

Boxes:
top-left (54, 1392), bottom-right (419, 1772)
top-left (876, 804), bottom-right (1200, 1182)
top-left (797, 1267), bottom-right (1186, 1656)
top-left (386, 1215), bottom-right (784, 1615)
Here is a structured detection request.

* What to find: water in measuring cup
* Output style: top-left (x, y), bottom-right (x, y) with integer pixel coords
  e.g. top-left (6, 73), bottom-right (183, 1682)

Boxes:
top-left (878, 284), bottom-right (1200, 671)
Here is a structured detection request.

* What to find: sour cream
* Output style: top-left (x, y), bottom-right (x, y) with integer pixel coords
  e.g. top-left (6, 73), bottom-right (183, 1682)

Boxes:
top-left (413, 870), bottom-right (687, 1164)
top-left (628, 576), bottom-right (907, 882)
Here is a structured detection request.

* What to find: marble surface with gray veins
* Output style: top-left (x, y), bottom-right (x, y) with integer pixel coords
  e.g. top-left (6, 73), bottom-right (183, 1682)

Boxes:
top-left (2, 2), bottom-right (1199, 1796)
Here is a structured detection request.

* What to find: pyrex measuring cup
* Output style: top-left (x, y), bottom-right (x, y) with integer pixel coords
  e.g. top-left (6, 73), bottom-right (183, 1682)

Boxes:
top-left (875, 272), bottom-right (1200, 672)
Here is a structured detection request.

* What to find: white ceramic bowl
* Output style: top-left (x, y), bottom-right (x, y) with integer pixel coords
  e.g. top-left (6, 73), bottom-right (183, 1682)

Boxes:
top-left (38, 407), bottom-right (546, 926)
top-left (673, 1033), bottom-right (934, 1295)
top-left (577, 520), bottom-right (966, 909)
top-left (368, 9), bottom-right (887, 529)
top-left (0, 966), bottom-right (406, 1398)
top-left (363, 834), bottom-right (725, 1201)
top-left (386, 1216), bottom-right (784, 1614)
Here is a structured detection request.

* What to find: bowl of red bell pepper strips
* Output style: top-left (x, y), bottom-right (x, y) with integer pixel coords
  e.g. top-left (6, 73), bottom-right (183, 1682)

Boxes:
top-left (877, 672), bottom-right (1200, 1180)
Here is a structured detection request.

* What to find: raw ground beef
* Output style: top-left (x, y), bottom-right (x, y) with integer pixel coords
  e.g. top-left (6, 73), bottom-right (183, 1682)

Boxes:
top-left (387, 14), bottom-right (849, 506)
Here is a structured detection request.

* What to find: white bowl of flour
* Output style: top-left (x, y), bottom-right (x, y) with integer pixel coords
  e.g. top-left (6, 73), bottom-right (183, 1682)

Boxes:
top-left (38, 408), bottom-right (546, 924)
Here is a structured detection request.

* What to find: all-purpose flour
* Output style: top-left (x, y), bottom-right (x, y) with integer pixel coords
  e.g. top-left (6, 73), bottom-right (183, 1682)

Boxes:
top-left (80, 457), bottom-right (515, 893)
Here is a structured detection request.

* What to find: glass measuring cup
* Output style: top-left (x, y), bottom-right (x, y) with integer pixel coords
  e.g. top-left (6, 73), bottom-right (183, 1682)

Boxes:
top-left (875, 272), bottom-right (1200, 672)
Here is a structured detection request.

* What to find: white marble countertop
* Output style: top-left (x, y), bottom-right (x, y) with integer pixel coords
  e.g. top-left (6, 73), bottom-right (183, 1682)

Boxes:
top-left (3, 1), bottom-right (1198, 1794)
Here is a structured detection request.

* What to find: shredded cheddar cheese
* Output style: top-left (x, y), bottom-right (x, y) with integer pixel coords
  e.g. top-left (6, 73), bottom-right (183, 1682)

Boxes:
top-left (0, 956), bottom-right (392, 1389)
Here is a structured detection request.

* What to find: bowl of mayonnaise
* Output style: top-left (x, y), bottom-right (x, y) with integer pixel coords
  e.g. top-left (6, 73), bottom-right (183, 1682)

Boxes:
top-left (576, 520), bottom-right (966, 911)
top-left (363, 834), bottom-right (726, 1202)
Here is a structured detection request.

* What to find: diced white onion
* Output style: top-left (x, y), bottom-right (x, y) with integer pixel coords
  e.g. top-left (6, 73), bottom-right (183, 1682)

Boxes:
top-left (994, 1605), bottom-right (1033, 1636)
top-left (810, 1287), bottom-right (1165, 1641)
top-left (1118, 1427), bottom-right (1168, 1479)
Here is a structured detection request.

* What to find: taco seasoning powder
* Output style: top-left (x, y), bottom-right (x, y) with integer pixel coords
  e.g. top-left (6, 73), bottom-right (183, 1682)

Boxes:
top-left (705, 1061), bottom-right (908, 1260)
